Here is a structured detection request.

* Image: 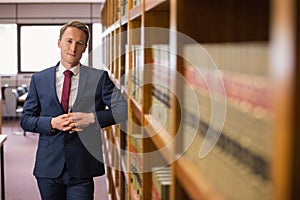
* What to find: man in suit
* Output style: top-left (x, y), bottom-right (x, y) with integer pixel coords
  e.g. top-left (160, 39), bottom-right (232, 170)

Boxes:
top-left (21, 20), bottom-right (127, 200)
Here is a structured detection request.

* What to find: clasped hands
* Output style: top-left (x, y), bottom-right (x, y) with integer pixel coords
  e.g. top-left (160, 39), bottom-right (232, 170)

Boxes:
top-left (51, 112), bottom-right (95, 134)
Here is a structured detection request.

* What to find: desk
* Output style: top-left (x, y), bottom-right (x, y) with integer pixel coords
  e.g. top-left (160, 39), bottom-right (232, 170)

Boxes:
top-left (0, 135), bottom-right (7, 200)
top-left (18, 92), bottom-right (28, 103)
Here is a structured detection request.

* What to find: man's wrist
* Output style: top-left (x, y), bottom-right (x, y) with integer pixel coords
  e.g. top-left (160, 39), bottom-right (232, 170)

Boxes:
top-left (50, 118), bottom-right (57, 133)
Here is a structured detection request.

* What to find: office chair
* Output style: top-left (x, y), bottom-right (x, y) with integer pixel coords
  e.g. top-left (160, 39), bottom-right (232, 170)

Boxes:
top-left (11, 89), bottom-right (26, 136)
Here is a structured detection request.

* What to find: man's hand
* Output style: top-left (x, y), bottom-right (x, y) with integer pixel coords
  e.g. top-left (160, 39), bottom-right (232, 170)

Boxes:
top-left (50, 112), bottom-right (95, 134)
top-left (51, 113), bottom-right (74, 132)
top-left (66, 112), bottom-right (95, 133)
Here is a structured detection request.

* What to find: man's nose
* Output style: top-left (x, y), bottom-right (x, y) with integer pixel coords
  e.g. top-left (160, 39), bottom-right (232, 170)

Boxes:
top-left (70, 42), bottom-right (76, 52)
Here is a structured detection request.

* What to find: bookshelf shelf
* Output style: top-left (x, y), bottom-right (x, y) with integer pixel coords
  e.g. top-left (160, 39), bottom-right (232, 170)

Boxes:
top-left (100, 0), bottom-right (300, 200)
top-left (103, 20), bottom-right (120, 37)
top-left (129, 3), bottom-right (143, 21)
top-left (129, 97), bottom-right (143, 123)
top-left (121, 157), bottom-right (128, 179)
top-left (175, 156), bottom-right (222, 200)
top-left (114, 187), bottom-right (120, 199)
top-left (121, 14), bottom-right (128, 25)
top-left (145, 0), bottom-right (168, 11)
top-left (143, 114), bottom-right (173, 161)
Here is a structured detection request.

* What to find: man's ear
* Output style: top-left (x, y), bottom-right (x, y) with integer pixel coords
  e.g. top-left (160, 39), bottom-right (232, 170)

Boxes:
top-left (58, 39), bottom-right (61, 48)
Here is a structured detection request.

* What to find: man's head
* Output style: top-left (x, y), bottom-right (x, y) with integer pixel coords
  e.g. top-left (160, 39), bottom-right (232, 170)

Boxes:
top-left (58, 21), bottom-right (89, 69)
top-left (59, 20), bottom-right (90, 45)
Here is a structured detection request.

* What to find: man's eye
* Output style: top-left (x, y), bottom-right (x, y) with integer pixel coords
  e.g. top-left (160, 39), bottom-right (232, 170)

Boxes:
top-left (77, 41), bottom-right (84, 45)
top-left (67, 40), bottom-right (72, 43)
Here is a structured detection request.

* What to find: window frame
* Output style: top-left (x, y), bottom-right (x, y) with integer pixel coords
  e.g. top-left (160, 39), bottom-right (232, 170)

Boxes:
top-left (17, 23), bottom-right (93, 74)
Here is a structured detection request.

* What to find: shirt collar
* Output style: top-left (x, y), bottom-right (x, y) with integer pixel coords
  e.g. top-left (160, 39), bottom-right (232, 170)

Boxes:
top-left (58, 63), bottom-right (80, 76)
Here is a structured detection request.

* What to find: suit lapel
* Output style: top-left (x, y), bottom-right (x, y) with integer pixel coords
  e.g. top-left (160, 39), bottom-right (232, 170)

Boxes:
top-left (49, 65), bottom-right (63, 110)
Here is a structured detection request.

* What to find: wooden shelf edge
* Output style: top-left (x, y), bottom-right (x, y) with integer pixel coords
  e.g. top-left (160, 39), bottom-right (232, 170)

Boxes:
top-left (111, 169), bottom-right (117, 185)
top-left (104, 143), bottom-right (113, 167)
top-left (129, 97), bottom-right (143, 123)
top-left (143, 114), bottom-right (173, 161)
top-left (114, 136), bottom-right (120, 149)
top-left (104, 176), bottom-right (112, 200)
top-left (116, 186), bottom-right (120, 200)
top-left (176, 156), bottom-right (223, 200)
top-left (121, 158), bottom-right (129, 183)
top-left (102, 20), bottom-right (121, 36)
top-left (129, 3), bottom-right (143, 21)
top-left (102, 130), bottom-right (115, 169)
top-left (145, 0), bottom-right (168, 12)
top-left (106, 180), bottom-right (120, 200)
top-left (121, 14), bottom-right (128, 26)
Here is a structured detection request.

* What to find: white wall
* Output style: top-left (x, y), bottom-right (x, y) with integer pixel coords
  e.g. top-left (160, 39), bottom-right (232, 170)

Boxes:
top-left (0, 3), bottom-right (102, 24)
top-left (1, 74), bottom-right (32, 87)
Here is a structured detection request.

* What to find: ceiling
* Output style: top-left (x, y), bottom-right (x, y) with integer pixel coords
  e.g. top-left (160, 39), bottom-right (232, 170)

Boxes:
top-left (0, 0), bottom-right (105, 3)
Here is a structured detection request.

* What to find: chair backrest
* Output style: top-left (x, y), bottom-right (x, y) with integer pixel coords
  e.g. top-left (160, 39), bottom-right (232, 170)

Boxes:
top-left (11, 89), bottom-right (23, 108)
top-left (1, 84), bottom-right (9, 100)
top-left (21, 84), bottom-right (29, 93)
top-left (3, 88), bottom-right (17, 117)
top-left (17, 86), bottom-right (26, 96)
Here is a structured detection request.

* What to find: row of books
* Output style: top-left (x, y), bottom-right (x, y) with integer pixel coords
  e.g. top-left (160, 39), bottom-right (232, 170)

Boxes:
top-left (103, 0), bottom-right (143, 27)
top-left (124, 45), bottom-right (130, 91)
top-left (133, 0), bottom-right (142, 7)
top-left (129, 45), bottom-right (143, 105)
top-left (181, 42), bottom-right (273, 199)
top-left (187, 42), bottom-right (269, 76)
top-left (152, 167), bottom-right (171, 200)
top-left (122, 42), bottom-right (272, 199)
top-left (151, 44), bottom-right (171, 134)
top-left (129, 134), bottom-right (143, 199)
top-left (124, 43), bottom-right (172, 133)
top-left (121, 0), bottom-right (128, 17)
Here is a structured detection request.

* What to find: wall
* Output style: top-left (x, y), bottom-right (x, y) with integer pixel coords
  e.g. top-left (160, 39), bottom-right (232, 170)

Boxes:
top-left (0, 3), bottom-right (102, 24)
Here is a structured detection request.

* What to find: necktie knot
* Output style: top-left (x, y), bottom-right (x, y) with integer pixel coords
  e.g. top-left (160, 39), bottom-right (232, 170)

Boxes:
top-left (64, 70), bottom-right (73, 77)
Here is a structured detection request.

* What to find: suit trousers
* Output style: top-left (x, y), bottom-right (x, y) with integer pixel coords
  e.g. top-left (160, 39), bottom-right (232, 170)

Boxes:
top-left (36, 167), bottom-right (94, 200)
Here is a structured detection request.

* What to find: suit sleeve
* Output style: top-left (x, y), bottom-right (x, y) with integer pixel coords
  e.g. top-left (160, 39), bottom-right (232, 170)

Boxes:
top-left (95, 71), bottom-right (128, 128)
top-left (20, 75), bottom-right (53, 135)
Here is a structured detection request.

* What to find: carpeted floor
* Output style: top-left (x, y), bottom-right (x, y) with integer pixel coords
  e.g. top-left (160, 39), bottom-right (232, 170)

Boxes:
top-left (1, 118), bottom-right (109, 200)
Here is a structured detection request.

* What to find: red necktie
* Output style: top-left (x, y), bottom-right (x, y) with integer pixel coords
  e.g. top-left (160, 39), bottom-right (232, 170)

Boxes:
top-left (61, 70), bottom-right (73, 113)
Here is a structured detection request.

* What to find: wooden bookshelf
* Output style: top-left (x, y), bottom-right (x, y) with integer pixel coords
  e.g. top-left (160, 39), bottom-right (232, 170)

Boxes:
top-left (100, 0), bottom-right (300, 199)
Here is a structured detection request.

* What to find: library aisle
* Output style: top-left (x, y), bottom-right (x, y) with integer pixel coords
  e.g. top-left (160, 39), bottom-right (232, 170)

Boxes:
top-left (2, 119), bottom-right (109, 200)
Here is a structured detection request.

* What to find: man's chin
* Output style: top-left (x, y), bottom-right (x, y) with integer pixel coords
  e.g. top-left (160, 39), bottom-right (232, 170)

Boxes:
top-left (66, 60), bottom-right (80, 67)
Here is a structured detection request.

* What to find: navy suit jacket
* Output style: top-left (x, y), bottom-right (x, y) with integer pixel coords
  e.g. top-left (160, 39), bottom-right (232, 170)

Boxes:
top-left (21, 64), bottom-right (127, 179)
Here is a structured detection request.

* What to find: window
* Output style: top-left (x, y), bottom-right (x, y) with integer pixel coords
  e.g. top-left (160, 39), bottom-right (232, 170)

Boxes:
top-left (20, 25), bottom-right (89, 72)
top-left (0, 24), bottom-right (18, 75)
top-left (91, 23), bottom-right (103, 69)
top-left (0, 23), bottom-right (99, 75)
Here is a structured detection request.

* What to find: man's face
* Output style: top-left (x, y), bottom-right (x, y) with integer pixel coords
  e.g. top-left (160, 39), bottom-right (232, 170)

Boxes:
top-left (58, 27), bottom-right (87, 68)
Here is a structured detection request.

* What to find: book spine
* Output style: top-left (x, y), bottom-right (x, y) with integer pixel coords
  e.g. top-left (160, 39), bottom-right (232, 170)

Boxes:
top-left (151, 44), bottom-right (171, 134)
top-left (130, 134), bottom-right (143, 199)
top-left (181, 42), bottom-right (273, 200)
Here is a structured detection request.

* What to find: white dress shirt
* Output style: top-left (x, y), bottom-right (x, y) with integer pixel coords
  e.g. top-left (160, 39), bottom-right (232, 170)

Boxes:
top-left (56, 63), bottom-right (80, 112)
